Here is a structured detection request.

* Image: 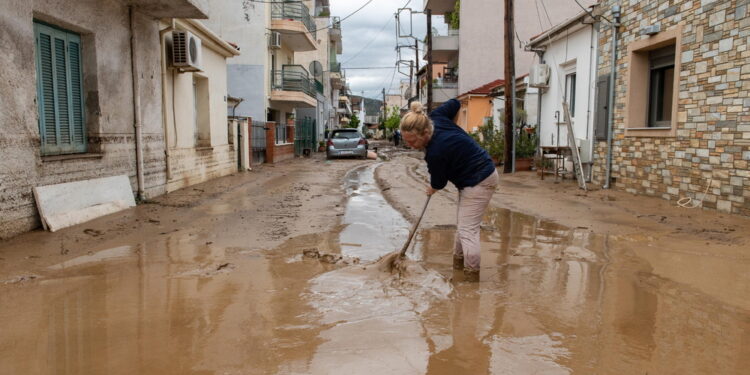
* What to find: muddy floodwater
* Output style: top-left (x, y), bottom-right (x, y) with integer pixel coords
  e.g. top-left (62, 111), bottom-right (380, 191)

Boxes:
top-left (1, 163), bottom-right (749, 374)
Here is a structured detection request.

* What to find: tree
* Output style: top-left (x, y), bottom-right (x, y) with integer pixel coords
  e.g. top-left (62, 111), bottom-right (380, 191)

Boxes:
top-left (348, 113), bottom-right (360, 129)
top-left (383, 106), bottom-right (401, 134)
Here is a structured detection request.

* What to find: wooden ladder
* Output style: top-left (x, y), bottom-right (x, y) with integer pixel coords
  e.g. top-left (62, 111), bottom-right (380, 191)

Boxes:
top-left (562, 102), bottom-right (587, 191)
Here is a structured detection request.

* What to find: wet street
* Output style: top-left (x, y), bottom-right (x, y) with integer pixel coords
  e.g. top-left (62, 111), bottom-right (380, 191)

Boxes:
top-left (1, 156), bottom-right (749, 374)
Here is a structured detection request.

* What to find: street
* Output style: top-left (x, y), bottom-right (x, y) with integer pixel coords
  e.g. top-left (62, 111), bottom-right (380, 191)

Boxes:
top-left (1, 148), bottom-right (749, 374)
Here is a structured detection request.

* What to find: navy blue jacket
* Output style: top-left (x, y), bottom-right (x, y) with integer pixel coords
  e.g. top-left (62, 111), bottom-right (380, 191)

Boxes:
top-left (425, 99), bottom-right (496, 190)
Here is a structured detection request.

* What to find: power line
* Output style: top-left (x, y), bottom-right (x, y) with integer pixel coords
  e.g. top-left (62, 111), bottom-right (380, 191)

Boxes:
top-left (344, 66), bottom-right (398, 70)
top-left (572, 0), bottom-right (612, 24)
top-left (342, 18), bottom-right (394, 65)
top-left (268, 0), bottom-right (376, 35)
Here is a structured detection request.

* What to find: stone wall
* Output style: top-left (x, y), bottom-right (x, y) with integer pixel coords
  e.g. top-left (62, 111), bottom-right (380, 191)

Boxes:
top-left (593, 0), bottom-right (750, 215)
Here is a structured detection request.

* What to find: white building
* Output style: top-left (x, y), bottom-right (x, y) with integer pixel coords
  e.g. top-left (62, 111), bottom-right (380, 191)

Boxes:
top-left (527, 10), bottom-right (600, 168)
top-left (204, 0), bottom-right (338, 137)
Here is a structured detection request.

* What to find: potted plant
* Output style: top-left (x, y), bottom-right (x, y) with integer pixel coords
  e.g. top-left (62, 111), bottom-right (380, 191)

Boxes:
top-left (318, 140), bottom-right (325, 152)
top-left (471, 119), bottom-right (504, 165)
top-left (514, 132), bottom-right (537, 171)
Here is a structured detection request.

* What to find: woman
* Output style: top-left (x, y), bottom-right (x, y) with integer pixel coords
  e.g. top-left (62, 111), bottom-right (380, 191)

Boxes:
top-left (400, 99), bottom-right (498, 279)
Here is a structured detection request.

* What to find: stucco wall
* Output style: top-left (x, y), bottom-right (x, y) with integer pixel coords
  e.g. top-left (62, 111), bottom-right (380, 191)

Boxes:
top-left (593, 0), bottom-right (750, 215)
top-left (0, 0), bottom-right (168, 239)
top-left (537, 23), bottom-right (598, 160)
top-left (162, 20), bottom-right (237, 193)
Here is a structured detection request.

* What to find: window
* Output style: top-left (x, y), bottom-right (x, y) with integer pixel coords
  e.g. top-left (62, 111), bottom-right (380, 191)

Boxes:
top-left (647, 45), bottom-right (675, 128)
top-left (565, 73), bottom-right (577, 117)
top-left (193, 75), bottom-right (210, 147)
top-left (624, 25), bottom-right (682, 137)
top-left (34, 21), bottom-right (86, 155)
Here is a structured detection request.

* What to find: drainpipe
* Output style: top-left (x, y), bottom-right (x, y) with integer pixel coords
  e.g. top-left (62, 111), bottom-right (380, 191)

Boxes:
top-left (604, 5), bottom-right (621, 189)
top-left (535, 51), bottom-right (544, 157)
top-left (585, 22), bottom-right (597, 181)
top-left (159, 19), bottom-right (176, 181)
top-left (129, 6), bottom-right (145, 200)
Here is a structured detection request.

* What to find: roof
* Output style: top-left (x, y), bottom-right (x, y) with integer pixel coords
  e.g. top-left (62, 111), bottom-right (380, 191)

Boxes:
top-left (528, 9), bottom-right (593, 48)
top-left (458, 79), bottom-right (505, 98)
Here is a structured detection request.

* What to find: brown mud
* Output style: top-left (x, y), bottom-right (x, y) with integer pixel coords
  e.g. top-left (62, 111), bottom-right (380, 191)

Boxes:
top-left (0, 150), bottom-right (748, 374)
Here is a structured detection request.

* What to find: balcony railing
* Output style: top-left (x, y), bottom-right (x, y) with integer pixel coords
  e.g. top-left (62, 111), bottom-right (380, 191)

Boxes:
top-left (332, 16), bottom-right (341, 29)
top-left (271, 65), bottom-right (316, 98)
top-left (271, 1), bottom-right (316, 38)
top-left (315, 79), bottom-right (324, 94)
top-left (330, 62), bottom-right (341, 73)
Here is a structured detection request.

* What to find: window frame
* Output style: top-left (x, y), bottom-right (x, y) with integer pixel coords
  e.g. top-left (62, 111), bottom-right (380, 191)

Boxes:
top-left (34, 20), bottom-right (87, 156)
top-left (624, 25), bottom-right (682, 137)
top-left (565, 72), bottom-right (577, 117)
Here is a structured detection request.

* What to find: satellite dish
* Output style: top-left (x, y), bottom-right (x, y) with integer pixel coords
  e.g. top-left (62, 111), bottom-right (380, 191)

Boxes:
top-left (309, 61), bottom-right (323, 78)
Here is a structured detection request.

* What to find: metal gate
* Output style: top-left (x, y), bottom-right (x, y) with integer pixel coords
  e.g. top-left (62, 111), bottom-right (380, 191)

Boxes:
top-left (252, 120), bottom-right (267, 164)
top-left (295, 117), bottom-right (316, 157)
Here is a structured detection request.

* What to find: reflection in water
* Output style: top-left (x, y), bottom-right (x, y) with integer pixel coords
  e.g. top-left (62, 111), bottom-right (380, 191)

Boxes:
top-left (0, 170), bottom-right (748, 374)
top-left (339, 165), bottom-right (409, 261)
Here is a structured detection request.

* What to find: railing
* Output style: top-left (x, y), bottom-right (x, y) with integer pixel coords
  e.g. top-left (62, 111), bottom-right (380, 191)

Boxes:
top-left (276, 122), bottom-right (288, 144)
top-left (294, 117), bottom-right (316, 156)
top-left (271, 1), bottom-right (316, 38)
top-left (315, 79), bottom-right (324, 94)
top-left (271, 65), bottom-right (316, 98)
top-left (332, 16), bottom-right (341, 29)
top-left (252, 120), bottom-right (268, 164)
top-left (330, 62), bottom-right (341, 73)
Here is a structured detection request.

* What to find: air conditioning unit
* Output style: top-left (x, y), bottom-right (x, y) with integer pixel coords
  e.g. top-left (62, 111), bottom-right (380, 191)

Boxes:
top-left (270, 31), bottom-right (281, 49)
top-left (529, 63), bottom-right (550, 88)
top-left (171, 30), bottom-right (202, 72)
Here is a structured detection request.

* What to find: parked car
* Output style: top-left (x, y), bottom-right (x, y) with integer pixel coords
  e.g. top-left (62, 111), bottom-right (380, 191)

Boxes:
top-left (326, 129), bottom-right (368, 159)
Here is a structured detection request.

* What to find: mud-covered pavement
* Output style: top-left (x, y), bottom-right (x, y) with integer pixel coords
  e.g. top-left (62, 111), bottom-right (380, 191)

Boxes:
top-left (1, 149), bottom-right (749, 374)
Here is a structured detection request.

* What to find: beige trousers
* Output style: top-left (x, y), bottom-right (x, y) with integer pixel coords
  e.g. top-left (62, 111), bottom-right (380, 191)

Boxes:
top-left (454, 170), bottom-right (499, 271)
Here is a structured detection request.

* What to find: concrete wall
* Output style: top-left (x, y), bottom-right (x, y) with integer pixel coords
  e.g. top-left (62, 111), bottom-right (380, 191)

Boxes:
top-left (0, 0), bottom-right (172, 239)
top-left (203, 0), bottom-right (268, 120)
top-left (537, 23), bottom-right (598, 165)
top-left (162, 20), bottom-right (238, 193)
top-left (457, 96), bottom-right (493, 132)
top-left (593, 0), bottom-right (750, 215)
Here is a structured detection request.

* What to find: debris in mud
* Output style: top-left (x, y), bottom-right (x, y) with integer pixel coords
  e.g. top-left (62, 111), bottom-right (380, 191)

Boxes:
top-left (3, 274), bottom-right (40, 284)
top-left (83, 228), bottom-right (103, 237)
top-left (148, 219), bottom-right (161, 224)
top-left (320, 253), bottom-right (342, 264)
top-left (302, 248), bottom-right (320, 258)
top-left (174, 263), bottom-right (235, 278)
top-left (25, 255), bottom-right (40, 260)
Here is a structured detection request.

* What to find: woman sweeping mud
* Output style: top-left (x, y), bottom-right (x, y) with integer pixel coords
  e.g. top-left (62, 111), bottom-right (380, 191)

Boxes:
top-left (399, 99), bottom-right (498, 280)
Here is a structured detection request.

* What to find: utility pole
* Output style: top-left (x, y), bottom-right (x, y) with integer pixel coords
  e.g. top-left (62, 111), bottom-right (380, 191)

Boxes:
top-left (382, 87), bottom-right (387, 127)
top-left (415, 39), bottom-right (420, 103)
top-left (426, 8), bottom-right (433, 113)
top-left (503, 0), bottom-right (515, 174)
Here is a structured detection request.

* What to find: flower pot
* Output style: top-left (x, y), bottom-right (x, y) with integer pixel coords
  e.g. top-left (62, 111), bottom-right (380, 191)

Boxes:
top-left (515, 157), bottom-right (534, 171)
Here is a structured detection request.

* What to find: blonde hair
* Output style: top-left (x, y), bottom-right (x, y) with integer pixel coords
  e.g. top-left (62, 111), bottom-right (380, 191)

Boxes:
top-left (400, 101), bottom-right (433, 138)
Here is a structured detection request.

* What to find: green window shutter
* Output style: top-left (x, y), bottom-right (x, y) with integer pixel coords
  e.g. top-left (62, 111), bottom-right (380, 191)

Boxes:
top-left (34, 22), bottom-right (86, 155)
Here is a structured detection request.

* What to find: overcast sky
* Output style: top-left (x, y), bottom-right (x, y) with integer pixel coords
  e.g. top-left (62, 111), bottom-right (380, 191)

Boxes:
top-left (330, 0), bottom-right (445, 100)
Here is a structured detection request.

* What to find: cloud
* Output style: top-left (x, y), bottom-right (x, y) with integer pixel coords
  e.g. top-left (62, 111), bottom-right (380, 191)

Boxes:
top-left (331, 0), bottom-right (444, 98)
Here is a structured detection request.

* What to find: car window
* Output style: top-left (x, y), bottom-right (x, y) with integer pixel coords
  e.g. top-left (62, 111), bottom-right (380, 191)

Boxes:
top-left (332, 132), bottom-right (360, 139)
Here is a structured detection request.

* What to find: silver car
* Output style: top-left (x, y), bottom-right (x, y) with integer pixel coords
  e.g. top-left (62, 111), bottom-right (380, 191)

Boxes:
top-left (326, 129), bottom-right (368, 159)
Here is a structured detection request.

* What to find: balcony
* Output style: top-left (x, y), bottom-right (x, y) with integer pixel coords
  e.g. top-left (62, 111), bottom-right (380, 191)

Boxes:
top-left (330, 62), bottom-right (343, 89)
top-left (271, 1), bottom-right (317, 52)
top-left (420, 71), bottom-right (458, 106)
top-left (423, 0), bottom-right (456, 15)
top-left (329, 16), bottom-right (342, 44)
top-left (425, 29), bottom-right (458, 63)
top-left (270, 65), bottom-right (316, 108)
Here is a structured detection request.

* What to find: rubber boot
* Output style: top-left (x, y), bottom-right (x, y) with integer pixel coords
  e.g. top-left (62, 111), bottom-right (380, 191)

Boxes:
top-left (453, 255), bottom-right (465, 270)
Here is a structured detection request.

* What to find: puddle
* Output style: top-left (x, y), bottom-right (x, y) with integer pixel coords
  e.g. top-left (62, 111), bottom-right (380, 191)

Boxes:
top-left (0, 165), bottom-right (748, 374)
top-left (339, 164), bottom-right (410, 261)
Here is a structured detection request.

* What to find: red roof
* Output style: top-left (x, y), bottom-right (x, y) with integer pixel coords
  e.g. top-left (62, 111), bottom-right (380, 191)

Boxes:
top-left (459, 79), bottom-right (505, 98)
